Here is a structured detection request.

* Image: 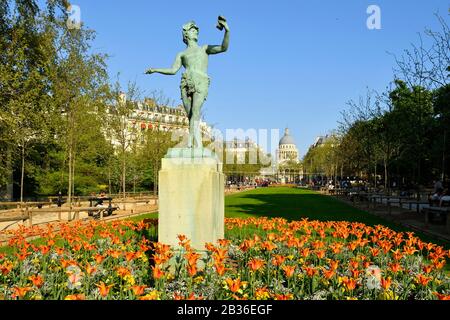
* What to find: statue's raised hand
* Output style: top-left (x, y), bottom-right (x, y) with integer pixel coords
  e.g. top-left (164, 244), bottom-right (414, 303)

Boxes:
top-left (216, 16), bottom-right (229, 32)
top-left (145, 68), bottom-right (155, 75)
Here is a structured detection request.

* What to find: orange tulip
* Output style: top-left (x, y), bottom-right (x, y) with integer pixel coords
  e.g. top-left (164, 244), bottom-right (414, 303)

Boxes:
top-left (205, 242), bottom-right (215, 252)
top-left (389, 263), bottom-right (402, 273)
top-left (64, 294), bottom-right (85, 300)
top-left (60, 259), bottom-right (77, 269)
top-left (391, 249), bottom-right (403, 261)
top-left (225, 278), bottom-right (244, 293)
top-left (116, 266), bottom-right (131, 278)
top-left (349, 260), bottom-right (359, 270)
top-left (282, 265), bottom-right (296, 278)
top-left (304, 266), bottom-right (318, 277)
top-left (0, 261), bottom-right (13, 276)
top-left (93, 254), bottom-right (104, 264)
top-left (240, 239), bottom-right (255, 252)
top-left (422, 265), bottom-right (433, 274)
top-left (108, 250), bottom-right (122, 259)
top-left (125, 252), bottom-right (135, 262)
top-left (416, 274), bottom-right (431, 286)
top-left (153, 254), bottom-right (168, 265)
top-left (213, 248), bottom-right (228, 263)
top-left (432, 259), bottom-right (446, 270)
top-left (214, 262), bottom-right (227, 276)
top-left (186, 264), bottom-right (197, 277)
top-left (152, 266), bottom-right (165, 279)
top-left (217, 239), bottom-right (231, 247)
top-left (342, 277), bottom-right (357, 291)
top-left (330, 242), bottom-right (343, 254)
top-left (434, 292), bottom-right (450, 300)
top-left (39, 245), bottom-right (50, 255)
top-left (177, 234), bottom-right (187, 244)
top-left (350, 269), bottom-right (361, 279)
top-left (348, 242), bottom-right (358, 252)
top-left (403, 246), bottom-right (418, 255)
top-left (85, 263), bottom-right (97, 276)
top-left (380, 277), bottom-right (392, 290)
top-left (314, 250), bottom-right (326, 259)
top-left (370, 247), bottom-right (380, 257)
top-left (248, 258), bottom-right (265, 272)
top-left (131, 285), bottom-right (147, 296)
top-left (261, 241), bottom-right (277, 252)
top-left (28, 275), bottom-right (44, 288)
top-left (272, 255), bottom-right (286, 267)
top-left (328, 260), bottom-right (339, 271)
top-left (300, 248), bottom-right (310, 258)
top-left (322, 268), bottom-right (335, 279)
top-left (255, 287), bottom-right (270, 300)
top-left (185, 251), bottom-right (200, 267)
top-left (274, 293), bottom-right (293, 300)
top-left (11, 286), bottom-right (32, 299)
top-left (96, 281), bottom-right (114, 297)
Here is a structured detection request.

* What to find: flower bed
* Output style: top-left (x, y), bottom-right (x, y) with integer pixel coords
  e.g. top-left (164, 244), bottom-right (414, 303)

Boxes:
top-left (0, 217), bottom-right (449, 300)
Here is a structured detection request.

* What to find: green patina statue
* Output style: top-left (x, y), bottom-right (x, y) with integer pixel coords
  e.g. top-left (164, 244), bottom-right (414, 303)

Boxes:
top-left (145, 16), bottom-right (229, 149)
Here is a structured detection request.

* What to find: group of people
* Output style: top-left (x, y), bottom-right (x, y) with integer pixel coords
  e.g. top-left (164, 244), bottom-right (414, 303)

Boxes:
top-left (429, 180), bottom-right (450, 207)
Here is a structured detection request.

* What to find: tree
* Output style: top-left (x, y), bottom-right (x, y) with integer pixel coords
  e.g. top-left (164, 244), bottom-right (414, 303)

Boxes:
top-left (142, 127), bottom-right (175, 196)
top-left (107, 81), bottom-right (141, 201)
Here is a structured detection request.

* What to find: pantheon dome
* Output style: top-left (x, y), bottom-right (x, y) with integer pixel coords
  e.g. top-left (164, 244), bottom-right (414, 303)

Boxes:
top-left (278, 128), bottom-right (299, 163)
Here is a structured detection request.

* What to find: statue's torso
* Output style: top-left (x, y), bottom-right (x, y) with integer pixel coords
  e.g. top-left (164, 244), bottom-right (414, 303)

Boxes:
top-left (181, 45), bottom-right (209, 75)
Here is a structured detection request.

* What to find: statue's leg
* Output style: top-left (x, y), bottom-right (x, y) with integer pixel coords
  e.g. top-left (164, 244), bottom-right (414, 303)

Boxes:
top-left (181, 89), bottom-right (193, 148)
top-left (181, 90), bottom-right (191, 117)
top-left (191, 92), bottom-right (207, 148)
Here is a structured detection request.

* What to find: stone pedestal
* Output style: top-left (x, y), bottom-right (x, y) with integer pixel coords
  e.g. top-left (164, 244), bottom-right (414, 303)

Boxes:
top-left (158, 148), bottom-right (224, 250)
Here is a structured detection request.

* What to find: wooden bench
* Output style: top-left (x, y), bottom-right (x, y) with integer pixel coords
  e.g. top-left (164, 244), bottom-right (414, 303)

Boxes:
top-left (400, 200), bottom-right (429, 214)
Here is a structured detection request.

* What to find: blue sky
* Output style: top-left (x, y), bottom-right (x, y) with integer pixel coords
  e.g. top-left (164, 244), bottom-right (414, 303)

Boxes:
top-left (63, 0), bottom-right (447, 157)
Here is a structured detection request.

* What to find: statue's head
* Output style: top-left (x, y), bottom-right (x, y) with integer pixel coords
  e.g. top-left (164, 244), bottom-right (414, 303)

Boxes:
top-left (182, 21), bottom-right (199, 44)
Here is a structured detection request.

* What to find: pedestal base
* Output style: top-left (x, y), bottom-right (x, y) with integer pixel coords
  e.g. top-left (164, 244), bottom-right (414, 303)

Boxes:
top-left (158, 148), bottom-right (224, 250)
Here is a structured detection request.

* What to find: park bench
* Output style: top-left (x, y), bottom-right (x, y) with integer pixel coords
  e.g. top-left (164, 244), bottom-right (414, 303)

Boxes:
top-left (88, 197), bottom-right (119, 219)
top-left (421, 205), bottom-right (450, 234)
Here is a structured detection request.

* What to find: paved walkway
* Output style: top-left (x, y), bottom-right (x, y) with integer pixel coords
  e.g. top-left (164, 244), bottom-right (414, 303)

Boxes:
top-left (327, 192), bottom-right (450, 243)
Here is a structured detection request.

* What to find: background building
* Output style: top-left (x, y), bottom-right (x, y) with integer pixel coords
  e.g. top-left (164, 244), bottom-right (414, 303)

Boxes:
top-left (276, 128), bottom-right (302, 184)
top-left (277, 128), bottom-right (299, 164)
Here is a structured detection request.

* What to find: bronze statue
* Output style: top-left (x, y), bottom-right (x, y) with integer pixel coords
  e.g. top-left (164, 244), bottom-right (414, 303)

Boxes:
top-left (146, 16), bottom-right (229, 148)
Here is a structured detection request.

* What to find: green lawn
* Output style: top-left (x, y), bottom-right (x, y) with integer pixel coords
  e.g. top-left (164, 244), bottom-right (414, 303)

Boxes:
top-left (225, 187), bottom-right (449, 249)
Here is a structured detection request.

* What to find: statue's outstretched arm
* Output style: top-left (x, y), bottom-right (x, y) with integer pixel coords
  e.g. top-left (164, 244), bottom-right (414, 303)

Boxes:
top-left (206, 21), bottom-right (229, 55)
top-left (146, 53), bottom-right (182, 75)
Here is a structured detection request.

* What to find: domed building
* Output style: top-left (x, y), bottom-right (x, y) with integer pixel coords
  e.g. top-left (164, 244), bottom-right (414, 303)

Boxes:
top-left (277, 128), bottom-right (299, 164)
top-left (276, 128), bottom-right (302, 184)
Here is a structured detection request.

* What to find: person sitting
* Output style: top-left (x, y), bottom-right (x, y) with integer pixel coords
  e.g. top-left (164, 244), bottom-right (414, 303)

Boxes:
top-left (429, 189), bottom-right (443, 206)
top-left (95, 191), bottom-right (107, 208)
top-left (433, 180), bottom-right (444, 194)
top-left (439, 189), bottom-right (450, 207)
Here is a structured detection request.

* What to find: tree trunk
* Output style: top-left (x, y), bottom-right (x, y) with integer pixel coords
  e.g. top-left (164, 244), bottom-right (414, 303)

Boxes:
top-left (442, 129), bottom-right (446, 182)
top-left (108, 165), bottom-right (112, 194)
top-left (153, 161), bottom-right (158, 197)
top-left (72, 152), bottom-right (76, 200)
top-left (122, 149), bottom-right (126, 207)
top-left (68, 145), bottom-right (72, 211)
top-left (20, 143), bottom-right (25, 203)
top-left (374, 163), bottom-right (377, 189)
